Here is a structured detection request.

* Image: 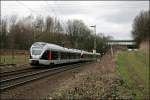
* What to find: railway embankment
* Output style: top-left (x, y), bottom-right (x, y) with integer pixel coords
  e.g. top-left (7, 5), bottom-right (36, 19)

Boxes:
top-left (115, 50), bottom-right (149, 99)
top-left (48, 50), bottom-right (149, 99)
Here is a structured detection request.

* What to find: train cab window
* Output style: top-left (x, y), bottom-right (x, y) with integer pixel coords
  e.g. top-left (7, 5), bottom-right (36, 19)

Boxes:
top-left (32, 47), bottom-right (42, 55)
top-left (41, 50), bottom-right (49, 60)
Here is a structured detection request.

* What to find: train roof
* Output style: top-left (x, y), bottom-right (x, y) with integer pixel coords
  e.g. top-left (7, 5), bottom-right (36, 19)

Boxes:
top-left (32, 42), bottom-right (47, 47)
top-left (31, 42), bottom-right (100, 55)
top-left (32, 42), bottom-right (82, 53)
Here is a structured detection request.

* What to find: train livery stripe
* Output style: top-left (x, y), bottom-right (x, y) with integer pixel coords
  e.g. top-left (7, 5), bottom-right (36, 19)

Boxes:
top-left (48, 51), bottom-right (52, 60)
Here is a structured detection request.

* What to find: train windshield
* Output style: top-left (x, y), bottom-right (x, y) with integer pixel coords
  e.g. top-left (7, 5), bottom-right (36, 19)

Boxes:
top-left (32, 47), bottom-right (42, 55)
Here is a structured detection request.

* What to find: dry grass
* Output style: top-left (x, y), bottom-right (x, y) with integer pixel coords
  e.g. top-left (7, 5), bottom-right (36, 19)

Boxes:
top-left (48, 51), bottom-right (134, 99)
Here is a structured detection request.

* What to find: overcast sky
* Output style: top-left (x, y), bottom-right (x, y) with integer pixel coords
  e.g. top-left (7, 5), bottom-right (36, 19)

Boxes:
top-left (1, 1), bottom-right (149, 40)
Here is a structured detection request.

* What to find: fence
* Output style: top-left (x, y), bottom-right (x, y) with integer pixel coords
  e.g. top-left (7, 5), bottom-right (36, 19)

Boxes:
top-left (0, 49), bottom-right (29, 65)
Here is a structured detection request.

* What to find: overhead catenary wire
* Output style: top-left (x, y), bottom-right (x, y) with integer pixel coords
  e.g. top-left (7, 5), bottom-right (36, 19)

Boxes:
top-left (44, 1), bottom-right (63, 32)
top-left (53, 1), bottom-right (67, 30)
top-left (3, 5), bottom-right (148, 8)
top-left (16, 0), bottom-right (41, 16)
top-left (44, 1), bottom-right (67, 33)
top-left (3, 2), bottom-right (148, 7)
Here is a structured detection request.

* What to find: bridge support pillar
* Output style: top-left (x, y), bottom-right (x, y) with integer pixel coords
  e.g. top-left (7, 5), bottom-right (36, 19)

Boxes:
top-left (111, 45), bottom-right (113, 56)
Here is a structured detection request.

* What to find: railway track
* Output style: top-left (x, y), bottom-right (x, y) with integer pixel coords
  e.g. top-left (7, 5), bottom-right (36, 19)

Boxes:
top-left (0, 62), bottom-right (91, 91)
top-left (0, 68), bottom-right (37, 77)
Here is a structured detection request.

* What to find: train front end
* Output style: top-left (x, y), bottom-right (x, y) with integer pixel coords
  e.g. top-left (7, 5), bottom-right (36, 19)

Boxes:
top-left (29, 42), bottom-right (46, 65)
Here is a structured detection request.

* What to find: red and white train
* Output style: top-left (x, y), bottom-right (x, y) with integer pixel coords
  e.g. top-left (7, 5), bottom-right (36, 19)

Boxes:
top-left (29, 42), bottom-right (100, 66)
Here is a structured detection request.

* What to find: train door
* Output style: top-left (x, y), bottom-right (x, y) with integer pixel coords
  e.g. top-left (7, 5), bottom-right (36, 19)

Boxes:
top-left (58, 52), bottom-right (61, 60)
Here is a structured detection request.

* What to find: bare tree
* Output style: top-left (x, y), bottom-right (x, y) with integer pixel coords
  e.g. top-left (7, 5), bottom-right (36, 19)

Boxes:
top-left (66, 19), bottom-right (91, 49)
top-left (45, 16), bottom-right (54, 33)
top-left (1, 18), bottom-right (8, 49)
top-left (132, 10), bottom-right (149, 44)
top-left (0, 14), bottom-right (109, 54)
top-left (53, 18), bottom-right (63, 33)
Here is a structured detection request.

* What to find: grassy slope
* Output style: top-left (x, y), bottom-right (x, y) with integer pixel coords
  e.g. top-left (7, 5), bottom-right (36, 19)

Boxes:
top-left (116, 50), bottom-right (149, 99)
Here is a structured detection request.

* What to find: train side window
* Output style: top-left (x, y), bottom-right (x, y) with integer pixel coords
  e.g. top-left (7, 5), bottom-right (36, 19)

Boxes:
top-left (66, 52), bottom-right (69, 59)
top-left (58, 52), bottom-right (61, 60)
top-left (61, 52), bottom-right (67, 59)
top-left (71, 53), bottom-right (73, 59)
top-left (69, 53), bottom-right (72, 59)
top-left (60, 52), bottom-right (64, 59)
top-left (71, 53), bottom-right (74, 59)
top-left (68, 53), bottom-right (70, 59)
top-left (69, 53), bottom-right (71, 59)
top-left (51, 51), bottom-right (58, 60)
top-left (65, 52), bottom-right (67, 59)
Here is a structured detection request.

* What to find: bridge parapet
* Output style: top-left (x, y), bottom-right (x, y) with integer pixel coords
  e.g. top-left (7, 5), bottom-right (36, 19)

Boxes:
top-left (107, 40), bottom-right (136, 46)
top-left (107, 40), bottom-right (138, 50)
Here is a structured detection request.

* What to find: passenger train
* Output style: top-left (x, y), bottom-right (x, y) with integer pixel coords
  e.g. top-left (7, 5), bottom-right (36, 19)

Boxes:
top-left (29, 42), bottom-right (100, 66)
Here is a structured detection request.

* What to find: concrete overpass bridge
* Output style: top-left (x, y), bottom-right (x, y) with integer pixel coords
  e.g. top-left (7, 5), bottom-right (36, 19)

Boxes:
top-left (107, 40), bottom-right (137, 49)
top-left (107, 40), bottom-right (138, 55)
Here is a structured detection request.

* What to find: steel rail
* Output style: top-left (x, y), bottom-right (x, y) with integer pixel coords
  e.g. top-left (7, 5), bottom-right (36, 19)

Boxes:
top-left (0, 68), bottom-right (35, 77)
top-left (0, 62), bottom-right (86, 82)
top-left (0, 62), bottom-right (91, 91)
